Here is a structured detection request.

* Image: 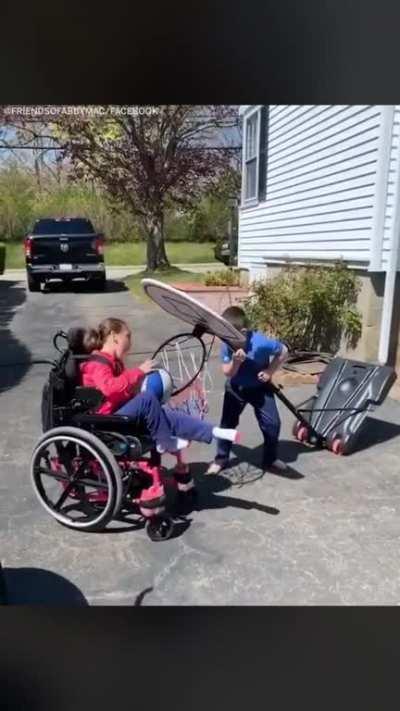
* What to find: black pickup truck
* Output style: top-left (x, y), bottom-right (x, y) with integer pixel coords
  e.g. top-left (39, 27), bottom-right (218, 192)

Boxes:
top-left (24, 217), bottom-right (107, 292)
top-left (214, 236), bottom-right (238, 267)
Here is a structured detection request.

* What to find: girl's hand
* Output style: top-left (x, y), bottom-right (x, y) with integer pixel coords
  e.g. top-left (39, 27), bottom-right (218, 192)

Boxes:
top-left (139, 359), bottom-right (157, 374)
top-left (233, 349), bottom-right (247, 363)
top-left (258, 369), bottom-right (272, 383)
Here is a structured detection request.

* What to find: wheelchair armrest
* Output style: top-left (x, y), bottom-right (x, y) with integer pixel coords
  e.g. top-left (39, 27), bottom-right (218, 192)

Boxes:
top-left (72, 387), bottom-right (105, 411)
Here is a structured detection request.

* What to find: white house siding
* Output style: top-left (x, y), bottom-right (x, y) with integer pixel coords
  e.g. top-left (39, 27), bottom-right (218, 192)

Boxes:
top-left (381, 106), bottom-right (400, 270)
top-left (239, 105), bottom-right (385, 278)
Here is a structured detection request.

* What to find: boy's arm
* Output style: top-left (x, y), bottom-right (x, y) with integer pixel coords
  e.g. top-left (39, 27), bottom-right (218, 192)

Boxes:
top-left (222, 349), bottom-right (246, 377)
top-left (258, 344), bottom-right (289, 382)
top-left (221, 343), bottom-right (246, 377)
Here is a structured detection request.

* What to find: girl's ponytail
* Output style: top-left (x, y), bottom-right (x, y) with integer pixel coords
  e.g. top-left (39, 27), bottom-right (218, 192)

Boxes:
top-left (83, 328), bottom-right (102, 353)
top-left (83, 318), bottom-right (128, 352)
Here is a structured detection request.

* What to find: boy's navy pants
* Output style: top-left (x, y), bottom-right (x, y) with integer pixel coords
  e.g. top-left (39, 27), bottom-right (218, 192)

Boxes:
top-left (215, 382), bottom-right (281, 469)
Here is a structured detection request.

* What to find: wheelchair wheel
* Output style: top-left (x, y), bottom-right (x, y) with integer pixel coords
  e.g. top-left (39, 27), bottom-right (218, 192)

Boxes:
top-left (145, 515), bottom-right (174, 542)
top-left (31, 426), bottom-right (123, 532)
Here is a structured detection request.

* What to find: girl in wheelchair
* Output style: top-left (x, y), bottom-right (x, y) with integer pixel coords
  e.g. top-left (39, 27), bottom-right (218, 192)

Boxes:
top-left (79, 317), bottom-right (241, 492)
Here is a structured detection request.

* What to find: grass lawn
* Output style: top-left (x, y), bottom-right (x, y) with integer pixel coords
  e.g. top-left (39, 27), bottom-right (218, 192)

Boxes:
top-left (5, 241), bottom-right (217, 269)
top-left (125, 267), bottom-right (206, 303)
top-left (106, 242), bottom-right (216, 266)
top-left (5, 242), bottom-right (25, 269)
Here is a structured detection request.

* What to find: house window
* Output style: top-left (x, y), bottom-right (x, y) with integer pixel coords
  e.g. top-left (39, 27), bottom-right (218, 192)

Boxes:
top-left (242, 106), bottom-right (268, 205)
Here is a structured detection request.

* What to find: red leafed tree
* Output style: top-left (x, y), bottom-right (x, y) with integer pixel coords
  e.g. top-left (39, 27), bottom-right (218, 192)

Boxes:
top-left (0, 105), bottom-right (240, 270)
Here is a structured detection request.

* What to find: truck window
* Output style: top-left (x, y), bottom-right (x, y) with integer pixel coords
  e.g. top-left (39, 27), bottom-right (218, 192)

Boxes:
top-left (32, 219), bottom-right (95, 235)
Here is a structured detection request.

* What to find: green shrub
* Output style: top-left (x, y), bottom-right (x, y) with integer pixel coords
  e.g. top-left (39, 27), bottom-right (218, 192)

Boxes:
top-left (0, 164), bottom-right (36, 241)
top-left (244, 261), bottom-right (362, 353)
top-left (0, 243), bottom-right (5, 274)
top-left (204, 268), bottom-right (241, 286)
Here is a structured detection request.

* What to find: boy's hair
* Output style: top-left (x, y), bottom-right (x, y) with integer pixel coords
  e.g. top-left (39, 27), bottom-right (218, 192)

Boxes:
top-left (221, 306), bottom-right (248, 332)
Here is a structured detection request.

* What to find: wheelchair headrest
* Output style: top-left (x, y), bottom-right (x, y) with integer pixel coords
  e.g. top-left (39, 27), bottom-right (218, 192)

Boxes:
top-left (66, 327), bottom-right (87, 355)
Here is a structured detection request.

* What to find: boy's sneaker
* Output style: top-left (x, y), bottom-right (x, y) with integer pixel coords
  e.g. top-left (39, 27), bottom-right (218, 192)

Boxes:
top-left (264, 459), bottom-right (288, 474)
top-left (205, 462), bottom-right (224, 475)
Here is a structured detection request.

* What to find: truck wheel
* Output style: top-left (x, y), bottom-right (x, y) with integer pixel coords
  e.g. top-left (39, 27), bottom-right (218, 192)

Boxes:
top-left (27, 273), bottom-right (41, 292)
top-left (93, 276), bottom-right (106, 291)
top-left (0, 562), bottom-right (7, 604)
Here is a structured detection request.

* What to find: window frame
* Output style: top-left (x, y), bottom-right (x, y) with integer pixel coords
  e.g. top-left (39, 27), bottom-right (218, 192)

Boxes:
top-left (241, 106), bottom-right (261, 208)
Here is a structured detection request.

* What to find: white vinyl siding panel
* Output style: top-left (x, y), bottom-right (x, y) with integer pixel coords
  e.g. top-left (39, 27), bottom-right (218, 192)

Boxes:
top-left (381, 106), bottom-right (400, 270)
top-left (239, 105), bottom-right (382, 272)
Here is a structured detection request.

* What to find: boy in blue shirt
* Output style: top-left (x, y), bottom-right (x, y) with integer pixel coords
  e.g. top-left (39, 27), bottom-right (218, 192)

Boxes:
top-left (207, 306), bottom-right (289, 475)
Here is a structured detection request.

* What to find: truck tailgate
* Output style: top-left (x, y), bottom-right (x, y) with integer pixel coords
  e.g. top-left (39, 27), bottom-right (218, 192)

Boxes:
top-left (31, 235), bottom-right (100, 265)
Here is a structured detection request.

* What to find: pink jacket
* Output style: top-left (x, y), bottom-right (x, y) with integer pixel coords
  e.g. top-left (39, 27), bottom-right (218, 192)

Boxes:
top-left (79, 350), bottom-right (145, 415)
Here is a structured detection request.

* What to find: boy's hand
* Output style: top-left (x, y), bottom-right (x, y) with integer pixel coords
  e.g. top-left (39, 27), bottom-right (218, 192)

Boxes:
top-left (233, 349), bottom-right (247, 363)
top-left (258, 369), bottom-right (272, 383)
top-left (139, 359), bottom-right (157, 374)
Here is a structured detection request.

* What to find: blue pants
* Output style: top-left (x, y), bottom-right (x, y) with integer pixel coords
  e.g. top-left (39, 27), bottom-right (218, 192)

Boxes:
top-left (116, 392), bottom-right (214, 449)
top-left (215, 382), bottom-right (281, 468)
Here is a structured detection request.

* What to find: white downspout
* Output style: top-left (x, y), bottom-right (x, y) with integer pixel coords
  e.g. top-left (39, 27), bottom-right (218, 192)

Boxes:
top-left (378, 116), bottom-right (400, 364)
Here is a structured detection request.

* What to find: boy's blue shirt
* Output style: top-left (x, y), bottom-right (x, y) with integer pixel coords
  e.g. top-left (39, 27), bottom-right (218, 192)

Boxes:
top-left (220, 329), bottom-right (283, 388)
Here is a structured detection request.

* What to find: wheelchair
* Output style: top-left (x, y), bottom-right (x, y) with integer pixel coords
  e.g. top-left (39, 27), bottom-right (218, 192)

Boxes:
top-left (30, 330), bottom-right (191, 541)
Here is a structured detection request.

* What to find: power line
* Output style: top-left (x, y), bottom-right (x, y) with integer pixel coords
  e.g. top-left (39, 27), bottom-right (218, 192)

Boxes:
top-left (0, 145), bottom-right (241, 151)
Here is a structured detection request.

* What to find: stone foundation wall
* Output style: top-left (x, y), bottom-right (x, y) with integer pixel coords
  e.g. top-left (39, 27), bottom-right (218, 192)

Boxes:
top-left (339, 271), bottom-right (385, 364)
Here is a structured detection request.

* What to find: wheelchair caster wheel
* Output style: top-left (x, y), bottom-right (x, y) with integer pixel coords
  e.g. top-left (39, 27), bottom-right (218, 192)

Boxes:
top-left (146, 515), bottom-right (174, 542)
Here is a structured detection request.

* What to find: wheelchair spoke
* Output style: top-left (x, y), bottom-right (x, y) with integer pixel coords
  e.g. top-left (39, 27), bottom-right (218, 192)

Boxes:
top-left (54, 482), bottom-right (75, 510)
top-left (37, 465), bottom-right (109, 493)
top-left (71, 461), bottom-right (109, 491)
top-left (36, 466), bottom-right (70, 483)
top-left (75, 476), bottom-right (109, 490)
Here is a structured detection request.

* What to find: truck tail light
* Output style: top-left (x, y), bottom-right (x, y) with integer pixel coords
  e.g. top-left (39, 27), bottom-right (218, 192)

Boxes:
top-left (24, 236), bottom-right (33, 258)
top-left (93, 236), bottom-right (104, 255)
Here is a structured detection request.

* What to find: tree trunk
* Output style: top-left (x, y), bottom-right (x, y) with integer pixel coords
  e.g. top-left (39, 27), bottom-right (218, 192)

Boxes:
top-left (158, 236), bottom-right (169, 265)
top-left (144, 212), bottom-right (170, 271)
top-left (146, 229), bottom-right (157, 271)
top-left (34, 156), bottom-right (42, 193)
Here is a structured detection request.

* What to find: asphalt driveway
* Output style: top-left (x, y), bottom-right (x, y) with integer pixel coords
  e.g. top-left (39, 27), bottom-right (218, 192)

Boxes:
top-left (1, 274), bottom-right (400, 605)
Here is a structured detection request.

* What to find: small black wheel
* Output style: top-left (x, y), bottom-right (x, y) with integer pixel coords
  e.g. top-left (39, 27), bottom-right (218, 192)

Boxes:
top-left (146, 515), bottom-right (174, 542)
top-left (331, 437), bottom-right (344, 455)
top-left (292, 420), bottom-right (301, 438)
top-left (27, 273), bottom-right (41, 292)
